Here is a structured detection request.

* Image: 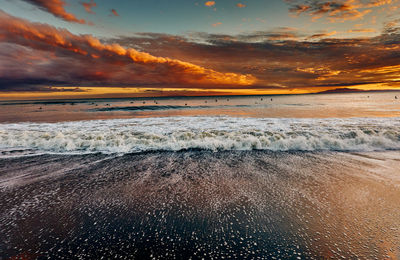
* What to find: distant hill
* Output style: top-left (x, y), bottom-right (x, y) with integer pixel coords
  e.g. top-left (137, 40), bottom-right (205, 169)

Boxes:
top-left (316, 88), bottom-right (400, 94)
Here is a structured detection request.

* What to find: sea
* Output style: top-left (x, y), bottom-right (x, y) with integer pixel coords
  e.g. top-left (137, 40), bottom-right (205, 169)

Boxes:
top-left (0, 92), bottom-right (400, 259)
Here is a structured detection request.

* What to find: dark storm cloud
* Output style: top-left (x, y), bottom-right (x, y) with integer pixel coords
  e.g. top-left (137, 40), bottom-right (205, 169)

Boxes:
top-left (0, 78), bottom-right (85, 92)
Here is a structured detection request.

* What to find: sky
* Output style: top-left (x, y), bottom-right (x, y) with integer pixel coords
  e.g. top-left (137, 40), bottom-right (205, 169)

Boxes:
top-left (0, 0), bottom-right (400, 99)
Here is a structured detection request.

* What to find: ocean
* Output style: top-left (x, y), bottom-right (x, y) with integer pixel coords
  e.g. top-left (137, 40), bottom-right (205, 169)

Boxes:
top-left (1, 92), bottom-right (400, 259)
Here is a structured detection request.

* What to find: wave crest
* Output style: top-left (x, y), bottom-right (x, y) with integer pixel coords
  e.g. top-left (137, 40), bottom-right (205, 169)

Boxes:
top-left (1, 117), bottom-right (400, 155)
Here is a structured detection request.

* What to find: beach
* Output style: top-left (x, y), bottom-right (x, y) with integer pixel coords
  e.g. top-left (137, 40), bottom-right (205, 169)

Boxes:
top-left (1, 93), bottom-right (400, 259)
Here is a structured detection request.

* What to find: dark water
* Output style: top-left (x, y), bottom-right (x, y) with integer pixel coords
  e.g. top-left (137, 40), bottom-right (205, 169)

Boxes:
top-left (1, 92), bottom-right (400, 123)
top-left (1, 151), bottom-right (399, 259)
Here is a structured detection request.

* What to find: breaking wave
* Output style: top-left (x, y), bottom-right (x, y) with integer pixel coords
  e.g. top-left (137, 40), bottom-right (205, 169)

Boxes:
top-left (89, 104), bottom-right (252, 112)
top-left (0, 117), bottom-right (400, 155)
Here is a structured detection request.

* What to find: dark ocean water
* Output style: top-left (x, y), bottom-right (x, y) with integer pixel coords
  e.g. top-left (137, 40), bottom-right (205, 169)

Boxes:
top-left (1, 92), bottom-right (400, 123)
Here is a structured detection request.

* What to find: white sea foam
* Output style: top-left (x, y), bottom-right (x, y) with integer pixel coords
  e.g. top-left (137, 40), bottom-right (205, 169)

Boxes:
top-left (0, 117), bottom-right (399, 155)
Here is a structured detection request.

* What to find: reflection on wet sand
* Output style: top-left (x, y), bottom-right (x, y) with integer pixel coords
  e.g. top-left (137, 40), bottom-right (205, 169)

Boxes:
top-left (1, 151), bottom-right (399, 259)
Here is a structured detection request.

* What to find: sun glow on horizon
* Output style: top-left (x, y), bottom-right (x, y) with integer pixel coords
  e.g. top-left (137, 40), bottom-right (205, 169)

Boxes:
top-left (1, 84), bottom-right (400, 101)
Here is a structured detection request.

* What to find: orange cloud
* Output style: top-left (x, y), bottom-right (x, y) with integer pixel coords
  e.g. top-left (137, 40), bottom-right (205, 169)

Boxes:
top-left (212, 22), bottom-right (222, 27)
top-left (236, 3), bottom-right (246, 8)
top-left (0, 10), bottom-right (255, 86)
top-left (289, 0), bottom-right (393, 22)
top-left (22, 0), bottom-right (87, 24)
top-left (205, 1), bottom-right (216, 7)
top-left (347, 28), bottom-right (376, 33)
top-left (308, 30), bottom-right (337, 39)
top-left (365, 0), bottom-right (392, 7)
top-left (111, 9), bottom-right (119, 17)
top-left (81, 0), bottom-right (96, 14)
top-left (121, 29), bottom-right (400, 92)
top-left (327, 9), bottom-right (372, 23)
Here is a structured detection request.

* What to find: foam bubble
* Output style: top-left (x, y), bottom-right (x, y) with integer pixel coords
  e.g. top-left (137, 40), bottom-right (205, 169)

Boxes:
top-left (1, 117), bottom-right (400, 155)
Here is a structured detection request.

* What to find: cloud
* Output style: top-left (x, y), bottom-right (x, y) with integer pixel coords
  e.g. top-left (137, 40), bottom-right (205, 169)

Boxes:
top-left (308, 31), bottom-right (337, 39)
top-left (205, 1), bottom-right (216, 7)
top-left (0, 10), bottom-right (255, 92)
top-left (2, 7), bottom-right (400, 95)
top-left (21, 0), bottom-right (87, 24)
top-left (110, 9), bottom-right (119, 17)
top-left (0, 80), bottom-right (86, 92)
top-left (384, 18), bottom-right (400, 34)
top-left (347, 28), bottom-right (376, 33)
top-left (108, 27), bottom-right (400, 92)
top-left (287, 0), bottom-right (393, 22)
top-left (236, 3), bottom-right (246, 8)
top-left (81, 0), bottom-right (96, 14)
top-left (230, 27), bottom-right (301, 41)
top-left (365, 0), bottom-right (393, 7)
top-left (212, 22), bottom-right (222, 27)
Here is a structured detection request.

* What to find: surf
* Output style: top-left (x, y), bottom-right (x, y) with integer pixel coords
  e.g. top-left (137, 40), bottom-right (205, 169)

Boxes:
top-left (0, 116), bottom-right (400, 156)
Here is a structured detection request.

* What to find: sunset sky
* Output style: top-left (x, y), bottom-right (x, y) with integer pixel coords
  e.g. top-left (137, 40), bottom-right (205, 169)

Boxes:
top-left (1, 0), bottom-right (400, 99)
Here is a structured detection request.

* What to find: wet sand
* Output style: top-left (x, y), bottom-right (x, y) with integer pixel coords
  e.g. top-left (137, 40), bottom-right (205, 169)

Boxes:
top-left (1, 151), bottom-right (400, 259)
